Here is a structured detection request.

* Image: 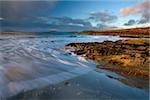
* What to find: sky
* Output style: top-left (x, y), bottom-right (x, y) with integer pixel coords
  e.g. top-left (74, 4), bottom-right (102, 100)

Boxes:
top-left (0, 0), bottom-right (149, 32)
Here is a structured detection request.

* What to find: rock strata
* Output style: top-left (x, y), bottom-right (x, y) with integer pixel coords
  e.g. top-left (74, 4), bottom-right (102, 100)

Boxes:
top-left (66, 39), bottom-right (149, 79)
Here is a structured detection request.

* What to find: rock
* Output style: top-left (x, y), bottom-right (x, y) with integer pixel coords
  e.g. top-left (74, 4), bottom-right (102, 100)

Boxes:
top-left (65, 39), bottom-right (149, 79)
top-left (64, 81), bottom-right (70, 86)
top-left (74, 50), bottom-right (86, 55)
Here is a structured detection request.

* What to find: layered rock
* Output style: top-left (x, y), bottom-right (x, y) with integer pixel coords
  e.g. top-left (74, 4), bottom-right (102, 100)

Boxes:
top-left (66, 39), bottom-right (149, 79)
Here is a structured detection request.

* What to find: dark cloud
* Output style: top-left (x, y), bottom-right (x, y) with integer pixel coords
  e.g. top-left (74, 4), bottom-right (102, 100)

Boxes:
top-left (0, 1), bottom-right (118, 32)
top-left (138, 10), bottom-right (150, 24)
top-left (1, 16), bottom-right (95, 32)
top-left (89, 11), bottom-right (117, 23)
top-left (47, 24), bottom-right (96, 32)
top-left (96, 23), bottom-right (118, 30)
top-left (0, 1), bottom-right (94, 32)
top-left (0, 1), bottom-right (58, 32)
top-left (138, 19), bottom-right (148, 24)
top-left (124, 19), bottom-right (136, 26)
top-left (48, 17), bottom-right (92, 27)
top-left (36, 16), bottom-right (95, 32)
top-left (0, 1), bottom-right (56, 19)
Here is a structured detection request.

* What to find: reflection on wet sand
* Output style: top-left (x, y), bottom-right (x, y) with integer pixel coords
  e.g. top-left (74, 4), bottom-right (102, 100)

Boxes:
top-left (106, 75), bottom-right (149, 90)
top-left (9, 71), bottom-right (149, 100)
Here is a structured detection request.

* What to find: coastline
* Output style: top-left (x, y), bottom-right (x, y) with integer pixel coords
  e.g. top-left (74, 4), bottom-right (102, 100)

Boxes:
top-left (0, 31), bottom-right (149, 99)
top-left (66, 31), bottom-right (149, 80)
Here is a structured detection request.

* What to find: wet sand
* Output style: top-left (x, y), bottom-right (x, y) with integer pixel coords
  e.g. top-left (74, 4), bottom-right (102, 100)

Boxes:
top-left (9, 71), bottom-right (149, 100)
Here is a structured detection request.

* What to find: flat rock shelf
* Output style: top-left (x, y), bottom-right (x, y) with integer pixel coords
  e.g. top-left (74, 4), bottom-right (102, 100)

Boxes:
top-left (66, 39), bottom-right (149, 79)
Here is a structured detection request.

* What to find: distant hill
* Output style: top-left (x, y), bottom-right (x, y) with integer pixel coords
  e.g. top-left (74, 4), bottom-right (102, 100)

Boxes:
top-left (80, 27), bottom-right (150, 38)
top-left (0, 31), bottom-right (78, 35)
top-left (0, 31), bottom-right (57, 35)
top-left (0, 31), bottom-right (36, 35)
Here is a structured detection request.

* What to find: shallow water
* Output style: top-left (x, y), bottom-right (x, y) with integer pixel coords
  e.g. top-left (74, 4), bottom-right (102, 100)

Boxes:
top-left (0, 32), bottom-right (148, 100)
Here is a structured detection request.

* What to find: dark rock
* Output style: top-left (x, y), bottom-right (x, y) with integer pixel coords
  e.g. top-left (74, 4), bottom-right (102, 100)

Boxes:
top-left (64, 81), bottom-right (69, 85)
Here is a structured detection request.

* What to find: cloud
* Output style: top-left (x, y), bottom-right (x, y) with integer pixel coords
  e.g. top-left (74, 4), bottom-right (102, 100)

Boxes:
top-left (0, 1), bottom-right (119, 32)
top-left (35, 16), bottom-right (119, 31)
top-left (49, 17), bottom-right (92, 27)
top-left (89, 11), bottom-right (117, 23)
top-left (1, 16), bottom-right (95, 32)
top-left (120, 1), bottom-right (150, 16)
top-left (138, 10), bottom-right (150, 24)
top-left (1, 14), bottom-right (119, 32)
top-left (41, 16), bottom-right (119, 31)
top-left (0, 17), bottom-right (4, 20)
top-left (124, 19), bottom-right (136, 26)
top-left (138, 19), bottom-right (148, 24)
top-left (0, 1), bottom-right (58, 32)
top-left (96, 23), bottom-right (118, 30)
top-left (0, 1), bottom-right (57, 19)
top-left (120, 1), bottom-right (150, 24)
top-left (36, 16), bottom-right (95, 31)
top-left (0, 1), bottom-right (96, 32)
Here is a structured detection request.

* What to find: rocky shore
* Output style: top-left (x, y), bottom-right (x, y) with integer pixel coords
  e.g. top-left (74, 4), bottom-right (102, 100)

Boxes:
top-left (66, 39), bottom-right (149, 79)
